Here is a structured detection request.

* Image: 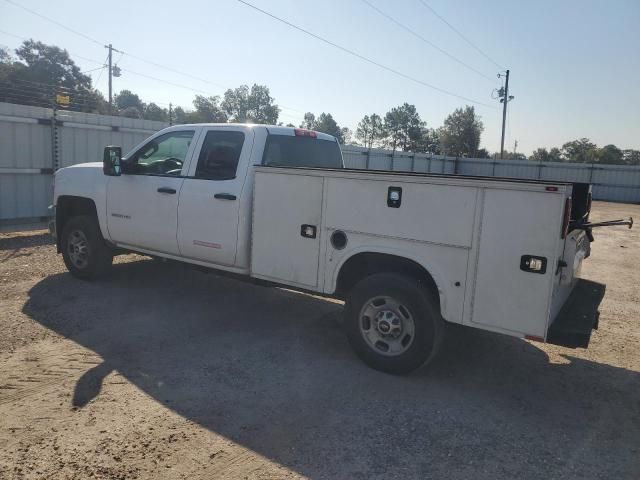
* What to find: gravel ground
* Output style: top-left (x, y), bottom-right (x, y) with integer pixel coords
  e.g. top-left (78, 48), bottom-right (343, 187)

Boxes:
top-left (0, 201), bottom-right (638, 480)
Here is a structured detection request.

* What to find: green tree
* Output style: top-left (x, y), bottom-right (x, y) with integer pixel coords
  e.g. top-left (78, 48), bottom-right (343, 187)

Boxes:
top-left (0, 46), bottom-right (13, 63)
top-left (438, 106), bottom-right (484, 157)
top-left (561, 138), bottom-right (598, 163)
top-left (300, 112), bottom-right (316, 129)
top-left (596, 144), bottom-right (623, 164)
top-left (383, 103), bottom-right (424, 152)
top-left (622, 149), bottom-right (640, 165)
top-left (475, 148), bottom-right (490, 159)
top-left (356, 114), bottom-right (383, 148)
top-left (0, 40), bottom-right (105, 112)
top-left (191, 95), bottom-right (227, 123)
top-left (299, 112), bottom-right (346, 143)
top-left (530, 147), bottom-right (561, 162)
top-left (356, 115), bottom-right (373, 147)
top-left (413, 128), bottom-right (440, 154)
top-left (144, 102), bottom-right (168, 122)
top-left (315, 113), bottom-right (344, 143)
top-left (341, 127), bottom-right (353, 145)
top-left (114, 89), bottom-right (144, 116)
top-left (222, 84), bottom-right (279, 124)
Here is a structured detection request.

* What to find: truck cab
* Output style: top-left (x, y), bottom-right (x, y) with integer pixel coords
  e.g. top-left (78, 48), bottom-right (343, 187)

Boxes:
top-left (53, 124), bottom-right (342, 274)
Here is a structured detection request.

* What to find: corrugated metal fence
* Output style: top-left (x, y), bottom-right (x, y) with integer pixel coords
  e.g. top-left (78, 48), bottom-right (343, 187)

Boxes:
top-left (0, 101), bottom-right (638, 228)
top-left (0, 102), bottom-right (167, 227)
top-left (341, 145), bottom-right (640, 203)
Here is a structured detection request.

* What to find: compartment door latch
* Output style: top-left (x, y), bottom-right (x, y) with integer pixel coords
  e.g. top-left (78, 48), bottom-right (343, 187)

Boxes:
top-left (520, 255), bottom-right (547, 274)
top-left (300, 224), bottom-right (317, 239)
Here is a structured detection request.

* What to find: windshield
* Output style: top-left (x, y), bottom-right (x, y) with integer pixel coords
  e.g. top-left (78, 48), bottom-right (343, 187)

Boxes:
top-left (262, 134), bottom-right (343, 169)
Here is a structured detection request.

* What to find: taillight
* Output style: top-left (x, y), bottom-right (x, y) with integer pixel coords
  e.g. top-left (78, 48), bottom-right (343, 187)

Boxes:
top-left (294, 128), bottom-right (317, 138)
top-left (561, 197), bottom-right (572, 239)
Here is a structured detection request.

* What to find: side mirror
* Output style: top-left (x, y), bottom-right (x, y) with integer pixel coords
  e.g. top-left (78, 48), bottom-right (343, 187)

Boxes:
top-left (103, 146), bottom-right (122, 176)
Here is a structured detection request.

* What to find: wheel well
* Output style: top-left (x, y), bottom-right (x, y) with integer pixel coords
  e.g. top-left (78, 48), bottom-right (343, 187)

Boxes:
top-left (335, 252), bottom-right (440, 305)
top-left (55, 196), bottom-right (98, 252)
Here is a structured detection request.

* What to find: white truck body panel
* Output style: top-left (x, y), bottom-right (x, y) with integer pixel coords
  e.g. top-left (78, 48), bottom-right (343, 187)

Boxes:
top-left (52, 124), bottom-right (598, 357)
top-left (250, 166), bottom-right (573, 339)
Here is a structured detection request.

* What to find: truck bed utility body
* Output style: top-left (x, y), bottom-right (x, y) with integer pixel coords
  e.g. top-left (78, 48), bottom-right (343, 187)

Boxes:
top-left (49, 124), bottom-right (630, 373)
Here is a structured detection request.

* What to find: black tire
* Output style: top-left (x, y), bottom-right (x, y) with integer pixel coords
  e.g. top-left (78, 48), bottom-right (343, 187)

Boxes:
top-left (344, 273), bottom-right (444, 374)
top-left (61, 215), bottom-right (113, 279)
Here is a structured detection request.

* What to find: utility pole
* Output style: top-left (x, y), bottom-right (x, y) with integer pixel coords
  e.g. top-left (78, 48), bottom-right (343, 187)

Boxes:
top-left (107, 44), bottom-right (113, 113)
top-left (105, 44), bottom-right (122, 114)
top-left (497, 69), bottom-right (514, 159)
top-left (169, 102), bottom-right (173, 126)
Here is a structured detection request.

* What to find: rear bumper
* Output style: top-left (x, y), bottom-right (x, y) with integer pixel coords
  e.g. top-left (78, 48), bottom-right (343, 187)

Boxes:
top-left (547, 279), bottom-right (605, 348)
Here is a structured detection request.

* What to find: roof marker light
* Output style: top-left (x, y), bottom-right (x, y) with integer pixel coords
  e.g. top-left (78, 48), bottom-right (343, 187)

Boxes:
top-left (294, 128), bottom-right (317, 138)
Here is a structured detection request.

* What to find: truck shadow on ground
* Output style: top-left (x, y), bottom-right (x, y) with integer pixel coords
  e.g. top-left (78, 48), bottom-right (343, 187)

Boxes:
top-left (22, 259), bottom-right (640, 479)
top-left (0, 232), bottom-right (52, 262)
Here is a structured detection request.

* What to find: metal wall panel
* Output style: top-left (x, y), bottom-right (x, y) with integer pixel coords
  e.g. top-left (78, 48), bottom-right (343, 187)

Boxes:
top-left (0, 102), bottom-right (168, 223)
top-left (2, 106), bottom-right (639, 227)
top-left (340, 145), bottom-right (639, 203)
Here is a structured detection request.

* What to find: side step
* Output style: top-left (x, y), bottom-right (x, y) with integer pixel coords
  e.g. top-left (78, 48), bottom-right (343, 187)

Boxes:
top-left (547, 279), bottom-right (606, 348)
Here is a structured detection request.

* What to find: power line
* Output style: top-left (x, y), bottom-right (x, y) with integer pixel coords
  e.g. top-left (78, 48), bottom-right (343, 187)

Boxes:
top-left (0, 28), bottom-right (104, 66)
top-left (81, 65), bottom-right (106, 74)
top-left (236, 0), bottom-right (496, 109)
top-left (360, 0), bottom-right (496, 83)
top-left (417, 0), bottom-right (504, 70)
top-left (94, 53), bottom-right (110, 89)
top-left (1, 15), bottom-right (307, 116)
top-left (2, 0), bottom-right (103, 47)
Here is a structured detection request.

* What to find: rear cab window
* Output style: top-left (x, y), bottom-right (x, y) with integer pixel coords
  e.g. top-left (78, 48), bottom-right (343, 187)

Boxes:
top-left (262, 132), bottom-right (343, 169)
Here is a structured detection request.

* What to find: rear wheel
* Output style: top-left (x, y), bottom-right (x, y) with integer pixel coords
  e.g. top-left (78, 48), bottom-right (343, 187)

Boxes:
top-left (344, 273), bottom-right (443, 374)
top-left (61, 215), bottom-right (113, 279)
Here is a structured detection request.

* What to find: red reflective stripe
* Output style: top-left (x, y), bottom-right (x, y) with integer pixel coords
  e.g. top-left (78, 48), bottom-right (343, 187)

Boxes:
top-left (545, 186), bottom-right (558, 192)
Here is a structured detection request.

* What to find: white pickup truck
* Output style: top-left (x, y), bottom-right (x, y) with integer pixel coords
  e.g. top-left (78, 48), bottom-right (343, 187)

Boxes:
top-left (49, 124), bottom-right (631, 373)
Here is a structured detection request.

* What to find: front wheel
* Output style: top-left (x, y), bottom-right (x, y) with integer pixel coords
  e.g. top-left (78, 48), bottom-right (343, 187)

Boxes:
top-left (61, 215), bottom-right (113, 279)
top-left (344, 273), bottom-right (444, 374)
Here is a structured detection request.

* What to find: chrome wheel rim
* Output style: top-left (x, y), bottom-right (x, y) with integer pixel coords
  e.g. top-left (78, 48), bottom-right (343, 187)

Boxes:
top-left (67, 230), bottom-right (89, 269)
top-left (359, 296), bottom-right (415, 356)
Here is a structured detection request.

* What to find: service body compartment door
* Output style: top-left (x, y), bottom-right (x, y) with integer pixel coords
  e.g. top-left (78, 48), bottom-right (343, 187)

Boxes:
top-left (251, 172), bottom-right (323, 289)
top-left (471, 189), bottom-right (563, 337)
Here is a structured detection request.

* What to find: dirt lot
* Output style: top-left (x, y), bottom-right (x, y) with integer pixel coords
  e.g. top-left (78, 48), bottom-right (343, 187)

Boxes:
top-left (0, 201), bottom-right (638, 480)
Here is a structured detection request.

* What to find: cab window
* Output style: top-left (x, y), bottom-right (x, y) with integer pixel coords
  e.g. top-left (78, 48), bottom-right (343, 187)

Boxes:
top-left (194, 130), bottom-right (245, 180)
top-left (262, 134), bottom-right (343, 169)
top-left (124, 130), bottom-right (195, 175)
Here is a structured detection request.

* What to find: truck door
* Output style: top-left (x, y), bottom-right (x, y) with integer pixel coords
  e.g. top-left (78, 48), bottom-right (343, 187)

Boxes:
top-left (177, 127), bottom-right (254, 266)
top-left (470, 188), bottom-right (563, 338)
top-left (106, 128), bottom-right (198, 255)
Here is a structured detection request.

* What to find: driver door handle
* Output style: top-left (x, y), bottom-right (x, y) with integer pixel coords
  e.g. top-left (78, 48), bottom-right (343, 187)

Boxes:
top-left (214, 193), bottom-right (236, 200)
top-left (157, 187), bottom-right (176, 194)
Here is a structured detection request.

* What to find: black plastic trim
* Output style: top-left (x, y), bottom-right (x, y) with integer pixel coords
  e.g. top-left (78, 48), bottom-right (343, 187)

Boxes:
top-left (547, 279), bottom-right (605, 348)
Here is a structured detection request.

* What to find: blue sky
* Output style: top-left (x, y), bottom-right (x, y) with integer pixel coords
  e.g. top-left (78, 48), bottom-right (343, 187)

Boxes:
top-left (1, 0), bottom-right (638, 154)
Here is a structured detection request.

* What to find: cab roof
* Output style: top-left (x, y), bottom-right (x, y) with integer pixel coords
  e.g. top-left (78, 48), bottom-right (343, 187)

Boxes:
top-left (170, 123), bottom-right (337, 142)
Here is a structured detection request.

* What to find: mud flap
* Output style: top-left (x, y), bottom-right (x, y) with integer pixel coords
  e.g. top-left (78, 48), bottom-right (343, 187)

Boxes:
top-left (547, 279), bottom-right (606, 348)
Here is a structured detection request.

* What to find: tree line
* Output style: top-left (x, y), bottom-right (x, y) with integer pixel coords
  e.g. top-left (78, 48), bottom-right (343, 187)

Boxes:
top-left (1, 40), bottom-right (638, 164)
top-left (354, 104), bottom-right (484, 157)
top-left (529, 139), bottom-right (640, 165)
